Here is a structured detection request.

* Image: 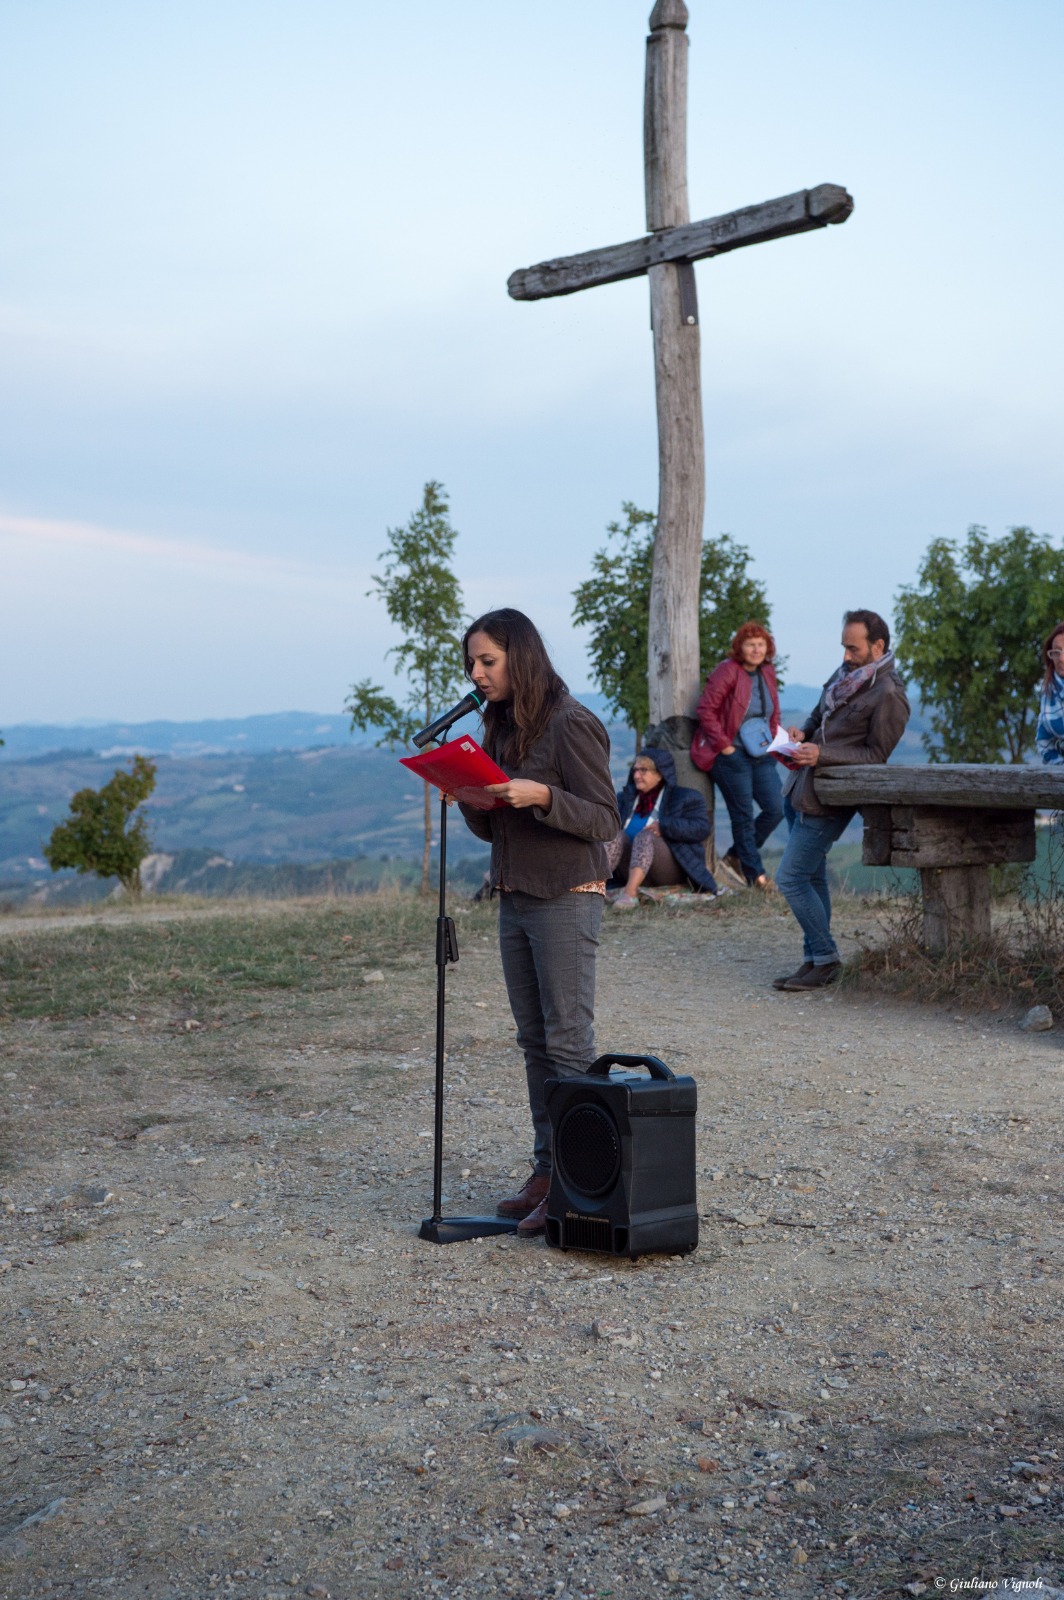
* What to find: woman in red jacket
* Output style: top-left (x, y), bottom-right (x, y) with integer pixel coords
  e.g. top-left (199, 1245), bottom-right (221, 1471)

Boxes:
top-left (691, 621), bottom-right (784, 887)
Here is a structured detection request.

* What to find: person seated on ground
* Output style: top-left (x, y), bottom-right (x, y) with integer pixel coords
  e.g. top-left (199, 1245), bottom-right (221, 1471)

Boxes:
top-left (1037, 620), bottom-right (1064, 766)
top-left (605, 747), bottom-right (719, 908)
top-left (690, 620), bottom-right (784, 888)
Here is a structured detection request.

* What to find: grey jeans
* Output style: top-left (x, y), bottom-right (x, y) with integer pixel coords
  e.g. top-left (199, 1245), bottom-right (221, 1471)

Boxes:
top-left (498, 889), bottom-right (604, 1176)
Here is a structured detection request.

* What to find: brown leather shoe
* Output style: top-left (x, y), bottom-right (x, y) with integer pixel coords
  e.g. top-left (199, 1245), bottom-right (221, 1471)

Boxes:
top-left (772, 962), bottom-right (814, 990)
top-left (496, 1170), bottom-right (550, 1219)
top-left (781, 961), bottom-right (841, 991)
top-left (517, 1195), bottom-right (549, 1236)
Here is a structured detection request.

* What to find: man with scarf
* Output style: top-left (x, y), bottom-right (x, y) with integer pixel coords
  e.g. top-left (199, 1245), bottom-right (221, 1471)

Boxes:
top-left (774, 610), bottom-right (909, 991)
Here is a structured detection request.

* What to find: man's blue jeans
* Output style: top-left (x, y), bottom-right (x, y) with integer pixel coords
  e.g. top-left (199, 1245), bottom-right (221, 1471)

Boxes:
top-left (498, 889), bottom-right (603, 1176)
top-left (775, 797), bottom-right (853, 966)
top-left (712, 747), bottom-right (784, 882)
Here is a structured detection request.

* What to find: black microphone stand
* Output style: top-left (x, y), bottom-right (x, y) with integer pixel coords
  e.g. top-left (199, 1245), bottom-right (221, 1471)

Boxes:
top-left (419, 731), bottom-right (518, 1245)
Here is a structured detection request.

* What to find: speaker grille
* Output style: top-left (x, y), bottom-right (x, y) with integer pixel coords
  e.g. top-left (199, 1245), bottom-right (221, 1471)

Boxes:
top-left (562, 1214), bottom-right (614, 1252)
top-left (556, 1103), bottom-right (621, 1196)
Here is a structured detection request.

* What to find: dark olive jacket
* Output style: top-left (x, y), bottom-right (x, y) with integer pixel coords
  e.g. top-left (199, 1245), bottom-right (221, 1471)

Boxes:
top-left (793, 663), bottom-right (910, 817)
top-left (457, 695), bottom-right (619, 897)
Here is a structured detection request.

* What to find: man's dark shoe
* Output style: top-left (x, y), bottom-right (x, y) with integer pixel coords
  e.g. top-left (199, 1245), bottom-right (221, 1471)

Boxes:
top-left (496, 1170), bottom-right (550, 1219)
top-left (781, 961), bottom-right (841, 991)
top-left (772, 962), bottom-right (814, 990)
top-left (517, 1195), bottom-right (549, 1237)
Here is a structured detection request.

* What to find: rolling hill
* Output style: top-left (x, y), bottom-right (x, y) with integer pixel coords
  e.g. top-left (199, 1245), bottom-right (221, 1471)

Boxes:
top-left (0, 687), bottom-right (929, 905)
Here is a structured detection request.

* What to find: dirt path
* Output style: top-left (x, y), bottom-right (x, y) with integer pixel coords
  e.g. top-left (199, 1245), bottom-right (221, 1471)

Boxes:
top-left (1, 895), bottom-right (1061, 1600)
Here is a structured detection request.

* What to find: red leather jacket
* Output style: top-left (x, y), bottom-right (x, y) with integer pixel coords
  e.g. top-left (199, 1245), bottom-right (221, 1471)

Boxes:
top-left (691, 659), bottom-right (781, 771)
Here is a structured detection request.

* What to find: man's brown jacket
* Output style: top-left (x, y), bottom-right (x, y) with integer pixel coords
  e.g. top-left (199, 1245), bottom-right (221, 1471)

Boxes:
top-left (790, 664), bottom-right (910, 818)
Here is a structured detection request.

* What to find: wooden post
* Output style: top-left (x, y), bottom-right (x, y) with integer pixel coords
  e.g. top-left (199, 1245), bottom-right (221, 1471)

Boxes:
top-left (645, 0), bottom-right (705, 724)
top-left (919, 866), bottom-right (993, 953)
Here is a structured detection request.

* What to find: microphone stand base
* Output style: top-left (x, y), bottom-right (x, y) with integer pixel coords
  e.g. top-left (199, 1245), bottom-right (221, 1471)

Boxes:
top-left (419, 1215), bottom-right (520, 1245)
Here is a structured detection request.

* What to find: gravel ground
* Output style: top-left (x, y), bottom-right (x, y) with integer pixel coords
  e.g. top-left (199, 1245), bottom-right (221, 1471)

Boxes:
top-left (0, 893), bottom-right (1062, 1600)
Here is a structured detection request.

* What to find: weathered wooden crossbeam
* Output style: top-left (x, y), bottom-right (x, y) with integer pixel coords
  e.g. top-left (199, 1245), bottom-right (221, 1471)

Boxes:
top-left (507, 183), bottom-right (853, 302)
top-left (815, 763), bottom-right (1064, 811)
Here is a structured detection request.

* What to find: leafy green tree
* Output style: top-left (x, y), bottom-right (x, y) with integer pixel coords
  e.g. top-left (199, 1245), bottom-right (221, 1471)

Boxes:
top-left (345, 481), bottom-right (467, 893)
top-left (572, 502), bottom-right (773, 752)
top-left (572, 505), bottom-right (657, 748)
top-left (44, 756), bottom-right (157, 897)
top-left (894, 525), bottom-right (1064, 763)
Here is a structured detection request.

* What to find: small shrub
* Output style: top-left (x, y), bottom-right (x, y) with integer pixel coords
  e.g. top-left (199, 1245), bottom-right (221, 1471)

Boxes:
top-left (44, 756), bottom-right (157, 897)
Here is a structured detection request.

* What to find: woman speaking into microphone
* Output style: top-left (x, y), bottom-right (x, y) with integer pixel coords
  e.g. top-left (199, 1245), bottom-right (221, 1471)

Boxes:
top-left (455, 609), bottom-right (619, 1238)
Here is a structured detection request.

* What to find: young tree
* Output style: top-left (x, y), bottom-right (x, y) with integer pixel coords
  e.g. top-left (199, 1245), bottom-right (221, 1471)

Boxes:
top-left (44, 755), bottom-right (157, 897)
top-left (572, 503), bottom-right (772, 753)
top-left (894, 524), bottom-right (1064, 763)
top-left (345, 481), bottom-right (467, 894)
top-left (571, 504), bottom-right (657, 749)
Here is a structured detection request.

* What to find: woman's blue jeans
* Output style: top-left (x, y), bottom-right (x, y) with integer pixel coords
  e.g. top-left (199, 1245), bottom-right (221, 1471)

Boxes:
top-left (712, 747), bottom-right (784, 881)
top-left (775, 796), bottom-right (853, 966)
top-left (498, 889), bottom-right (603, 1176)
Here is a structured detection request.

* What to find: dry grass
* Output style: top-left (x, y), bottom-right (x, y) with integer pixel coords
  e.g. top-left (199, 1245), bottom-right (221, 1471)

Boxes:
top-left (0, 889), bottom-right (453, 1022)
top-left (845, 841), bottom-right (1064, 1016)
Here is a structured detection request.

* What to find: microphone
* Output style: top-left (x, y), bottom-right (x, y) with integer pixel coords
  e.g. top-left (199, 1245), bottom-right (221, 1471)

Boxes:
top-left (411, 688), bottom-right (486, 749)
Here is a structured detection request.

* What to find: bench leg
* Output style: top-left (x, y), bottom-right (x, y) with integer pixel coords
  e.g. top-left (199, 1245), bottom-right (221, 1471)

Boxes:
top-left (919, 865), bottom-right (992, 953)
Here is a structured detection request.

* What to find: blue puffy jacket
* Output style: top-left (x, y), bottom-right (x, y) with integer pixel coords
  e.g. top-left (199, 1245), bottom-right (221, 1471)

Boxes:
top-left (614, 746), bottom-right (718, 893)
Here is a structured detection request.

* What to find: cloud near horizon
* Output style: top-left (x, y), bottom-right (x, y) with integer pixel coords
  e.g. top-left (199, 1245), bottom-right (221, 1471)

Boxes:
top-left (0, 511), bottom-right (367, 595)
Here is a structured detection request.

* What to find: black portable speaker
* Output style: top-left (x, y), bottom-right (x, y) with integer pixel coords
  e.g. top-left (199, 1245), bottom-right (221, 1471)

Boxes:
top-left (542, 1053), bottom-right (698, 1259)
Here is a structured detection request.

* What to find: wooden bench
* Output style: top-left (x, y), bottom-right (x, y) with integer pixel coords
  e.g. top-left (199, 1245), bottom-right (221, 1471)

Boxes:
top-left (813, 764), bottom-right (1064, 951)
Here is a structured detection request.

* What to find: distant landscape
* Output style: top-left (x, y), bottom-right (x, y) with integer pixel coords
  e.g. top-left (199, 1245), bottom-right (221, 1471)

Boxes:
top-left (0, 711), bottom-right (358, 763)
top-left (0, 688), bottom-right (930, 906)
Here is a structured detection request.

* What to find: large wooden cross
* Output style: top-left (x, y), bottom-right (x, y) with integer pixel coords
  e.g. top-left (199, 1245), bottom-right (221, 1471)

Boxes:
top-left (507, 0), bottom-right (853, 725)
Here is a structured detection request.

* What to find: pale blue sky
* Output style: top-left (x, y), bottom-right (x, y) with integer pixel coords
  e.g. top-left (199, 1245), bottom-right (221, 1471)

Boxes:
top-left (2, 0), bottom-right (1062, 721)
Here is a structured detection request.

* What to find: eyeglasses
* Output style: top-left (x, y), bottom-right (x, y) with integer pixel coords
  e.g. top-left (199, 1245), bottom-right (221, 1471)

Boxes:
top-left (1048, 649), bottom-right (1064, 660)
top-left (633, 764), bottom-right (658, 773)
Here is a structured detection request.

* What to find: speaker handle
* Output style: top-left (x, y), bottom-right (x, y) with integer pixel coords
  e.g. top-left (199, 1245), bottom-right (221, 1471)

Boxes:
top-left (588, 1052), bottom-right (674, 1081)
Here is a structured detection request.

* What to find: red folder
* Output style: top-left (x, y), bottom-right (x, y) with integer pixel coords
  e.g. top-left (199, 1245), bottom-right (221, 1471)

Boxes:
top-left (400, 736), bottom-right (510, 809)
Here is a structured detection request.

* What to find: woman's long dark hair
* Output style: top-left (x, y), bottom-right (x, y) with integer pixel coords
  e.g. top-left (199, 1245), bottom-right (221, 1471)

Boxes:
top-left (463, 608), bottom-right (567, 765)
top-left (1042, 621), bottom-right (1064, 691)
